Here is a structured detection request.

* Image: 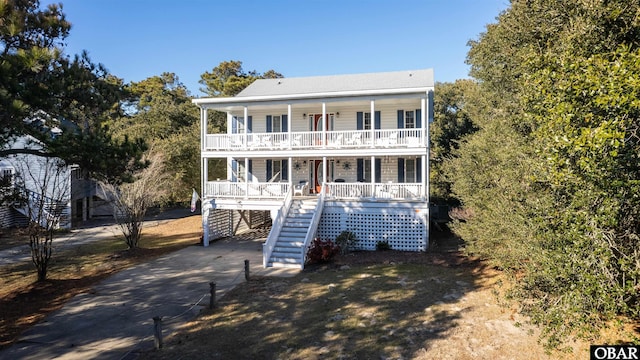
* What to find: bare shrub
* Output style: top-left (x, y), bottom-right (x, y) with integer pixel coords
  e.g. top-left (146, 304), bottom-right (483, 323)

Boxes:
top-left (100, 152), bottom-right (169, 249)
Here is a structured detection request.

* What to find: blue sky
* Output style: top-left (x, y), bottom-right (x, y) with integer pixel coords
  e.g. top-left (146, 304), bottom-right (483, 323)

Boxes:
top-left (43, 0), bottom-right (509, 97)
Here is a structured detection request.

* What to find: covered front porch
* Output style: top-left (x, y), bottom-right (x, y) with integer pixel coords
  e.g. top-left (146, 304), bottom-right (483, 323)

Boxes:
top-left (203, 181), bottom-right (424, 201)
top-left (203, 154), bottom-right (427, 202)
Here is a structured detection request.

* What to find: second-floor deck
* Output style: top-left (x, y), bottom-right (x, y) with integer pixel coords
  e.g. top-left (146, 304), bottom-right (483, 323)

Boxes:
top-left (204, 129), bottom-right (426, 152)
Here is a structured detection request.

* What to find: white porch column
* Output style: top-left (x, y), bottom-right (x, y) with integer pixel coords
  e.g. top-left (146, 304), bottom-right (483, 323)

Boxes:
top-left (322, 102), bottom-right (326, 148)
top-left (244, 106), bottom-right (249, 145)
top-left (421, 97), bottom-right (428, 199)
top-left (322, 156), bottom-right (327, 187)
top-left (245, 158), bottom-right (249, 197)
top-left (287, 104), bottom-right (292, 147)
top-left (202, 157), bottom-right (208, 197)
top-left (371, 155), bottom-right (376, 196)
top-left (288, 157), bottom-right (293, 190)
top-left (370, 100), bottom-right (375, 148)
top-left (201, 108), bottom-right (208, 198)
top-left (202, 205), bottom-right (210, 247)
top-left (201, 107), bottom-right (207, 150)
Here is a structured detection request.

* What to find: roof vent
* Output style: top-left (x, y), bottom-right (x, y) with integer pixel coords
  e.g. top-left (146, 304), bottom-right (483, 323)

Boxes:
top-left (277, 80), bottom-right (282, 84)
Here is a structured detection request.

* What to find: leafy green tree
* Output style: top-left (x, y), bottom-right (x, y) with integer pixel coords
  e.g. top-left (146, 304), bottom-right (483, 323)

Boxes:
top-left (197, 61), bottom-right (283, 185)
top-left (109, 73), bottom-right (199, 202)
top-left (447, 0), bottom-right (640, 348)
top-left (431, 80), bottom-right (479, 202)
top-left (0, 0), bottom-right (145, 183)
top-left (198, 60), bottom-right (282, 97)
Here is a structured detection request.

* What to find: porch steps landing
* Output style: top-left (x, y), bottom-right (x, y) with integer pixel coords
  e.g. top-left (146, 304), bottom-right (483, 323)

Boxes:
top-left (268, 198), bottom-right (318, 268)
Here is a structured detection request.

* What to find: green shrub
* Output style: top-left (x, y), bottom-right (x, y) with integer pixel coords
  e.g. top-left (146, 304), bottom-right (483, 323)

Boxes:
top-left (335, 230), bottom-right (357, 255)
top-left (376, 240), bottom-right (391, 251)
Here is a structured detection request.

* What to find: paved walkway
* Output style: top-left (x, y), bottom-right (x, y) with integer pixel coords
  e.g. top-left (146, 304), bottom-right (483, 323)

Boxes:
top-left (0, 224), bottom-right (298, 359)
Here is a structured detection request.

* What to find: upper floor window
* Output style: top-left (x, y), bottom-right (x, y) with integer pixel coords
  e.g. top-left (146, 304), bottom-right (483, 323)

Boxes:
top-left (363, 112), bottom-right (371, 130)
top-left (233, 116), bottom-right (245, 134)
top-left (1, 168), bottom-right (14, 187)
top-left (268, 115), bottom-right (287, 132)
top-left (272, 115), bottom-right (281, 132)
top-left (404, 111), bottom-right (415, 129)
top-left (357, 111), bottom-right (378, 130)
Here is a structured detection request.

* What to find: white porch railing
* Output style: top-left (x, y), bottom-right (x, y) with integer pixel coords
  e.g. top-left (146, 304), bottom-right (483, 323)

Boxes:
top-left (326, 182), bottom-right (424, 200)
top-left (263, 186), bottom-right (293, 267)
top-left (203, 129), bottom-right (425, 151)
top-left (205, 181), bottom-right (289, 199)
top-left (301, 184), bottom-right (326, 268)
top-left (205, 181), bottom-right (424, 200)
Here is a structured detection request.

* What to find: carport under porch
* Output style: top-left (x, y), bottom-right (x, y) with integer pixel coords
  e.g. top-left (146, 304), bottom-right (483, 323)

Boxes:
top-left (201, 196), bottom-right (429, 268)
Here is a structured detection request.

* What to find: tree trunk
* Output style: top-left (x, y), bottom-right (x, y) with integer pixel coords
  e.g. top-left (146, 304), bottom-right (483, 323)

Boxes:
top-left (29, 224), bottom-right (53, 282)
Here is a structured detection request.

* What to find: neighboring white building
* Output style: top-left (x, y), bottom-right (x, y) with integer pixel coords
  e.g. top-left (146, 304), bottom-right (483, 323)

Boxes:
top-left (193, 69), bottom-right (434, 269)
top-left (0, 121), bottom-right (103, 229)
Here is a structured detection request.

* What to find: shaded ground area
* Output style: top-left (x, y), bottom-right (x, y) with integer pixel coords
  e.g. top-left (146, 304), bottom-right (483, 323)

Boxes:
top-left (139, 230), bottom-right (589, 360)
top-left (0, 213), bottom-right (203, 350)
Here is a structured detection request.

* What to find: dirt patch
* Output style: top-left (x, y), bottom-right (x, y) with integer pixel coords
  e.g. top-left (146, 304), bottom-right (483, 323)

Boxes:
top-left (138, 231), bottom-right (590, 360)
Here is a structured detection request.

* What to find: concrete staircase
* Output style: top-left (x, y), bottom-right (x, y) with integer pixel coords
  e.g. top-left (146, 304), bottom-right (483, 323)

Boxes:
top-left (267, 198), bottom-right (318, 268)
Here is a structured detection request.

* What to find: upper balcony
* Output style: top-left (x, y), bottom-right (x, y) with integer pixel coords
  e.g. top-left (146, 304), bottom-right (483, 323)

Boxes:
top-left (203, 128), bottom-right (426, 152)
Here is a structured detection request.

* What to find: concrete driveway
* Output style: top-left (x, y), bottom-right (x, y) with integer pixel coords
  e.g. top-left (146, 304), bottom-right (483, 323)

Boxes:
top-left (0, 228), bottom-right (298, 360)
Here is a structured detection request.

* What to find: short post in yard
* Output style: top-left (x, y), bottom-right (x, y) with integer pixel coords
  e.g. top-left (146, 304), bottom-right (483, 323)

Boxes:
top-left (244, 259), bottom-right (250, 281)
top-left (209, 282), bottom-right (216, 309)
top-left (153, 316), bottom-right (163, 349)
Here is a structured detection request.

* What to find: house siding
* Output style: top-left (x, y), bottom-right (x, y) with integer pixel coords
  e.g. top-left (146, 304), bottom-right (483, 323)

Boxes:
top-left (242, 157), bottom-right (423, 184)
top-left (228, 103), bottom-right (423, 134)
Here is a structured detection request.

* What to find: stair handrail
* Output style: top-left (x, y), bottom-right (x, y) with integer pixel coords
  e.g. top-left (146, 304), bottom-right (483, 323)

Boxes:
top-left (263, 185), bottom-right (293, 267)
top-left (301, 183), bottom-right (326, 268)
top-left (17, 188), bottom-right (67, 229)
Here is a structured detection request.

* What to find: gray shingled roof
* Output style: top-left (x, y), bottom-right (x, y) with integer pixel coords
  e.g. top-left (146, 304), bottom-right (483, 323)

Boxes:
top-left (236, 69), bottom-right (434, 98)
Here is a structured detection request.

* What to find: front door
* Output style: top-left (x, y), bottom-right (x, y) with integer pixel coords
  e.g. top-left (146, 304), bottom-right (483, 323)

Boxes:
top-left (313, 114), bottom-right (328, 132)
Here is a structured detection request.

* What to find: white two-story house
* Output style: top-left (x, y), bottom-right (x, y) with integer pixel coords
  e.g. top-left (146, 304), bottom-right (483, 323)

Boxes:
top-left (193, 69), bottom-right (434, 269)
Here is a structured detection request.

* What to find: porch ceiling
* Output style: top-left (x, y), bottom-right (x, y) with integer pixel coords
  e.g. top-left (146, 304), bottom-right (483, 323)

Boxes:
top-left (197, 92), bottom-right (428, 112)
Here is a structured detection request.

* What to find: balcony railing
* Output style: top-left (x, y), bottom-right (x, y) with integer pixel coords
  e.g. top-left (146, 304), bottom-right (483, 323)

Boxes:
top-left (203, 129), bottom-right (425, 151)
top-left (204, 181), bottom-right (424, 200)
top-left (326, 182), bottom-right (424, 200)
top-left (205, 181), bottom-right (290, 199)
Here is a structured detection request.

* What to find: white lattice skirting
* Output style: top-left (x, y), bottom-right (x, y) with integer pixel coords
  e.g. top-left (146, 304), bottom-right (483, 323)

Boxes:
top-left (317, 200), bottom-right (429, 251)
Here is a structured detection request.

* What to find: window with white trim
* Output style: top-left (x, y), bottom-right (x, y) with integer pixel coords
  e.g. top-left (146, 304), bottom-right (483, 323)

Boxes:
top-left (404, 111), bottom-right (415, 129)
top-left (363, 160), bottom-right (371, 182)
top-left (272, 115), bottom-right (281, 132)
top-left (235, 116), bottom-right (245, 133)
top-left (363, 112), bottom-right (371, 130)
top-left (272, 160), bottom-right (282, 181)
top-left (238, 160), bottom-right (246, 181)
top-left (405, 159), bottom-right (416, 182)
